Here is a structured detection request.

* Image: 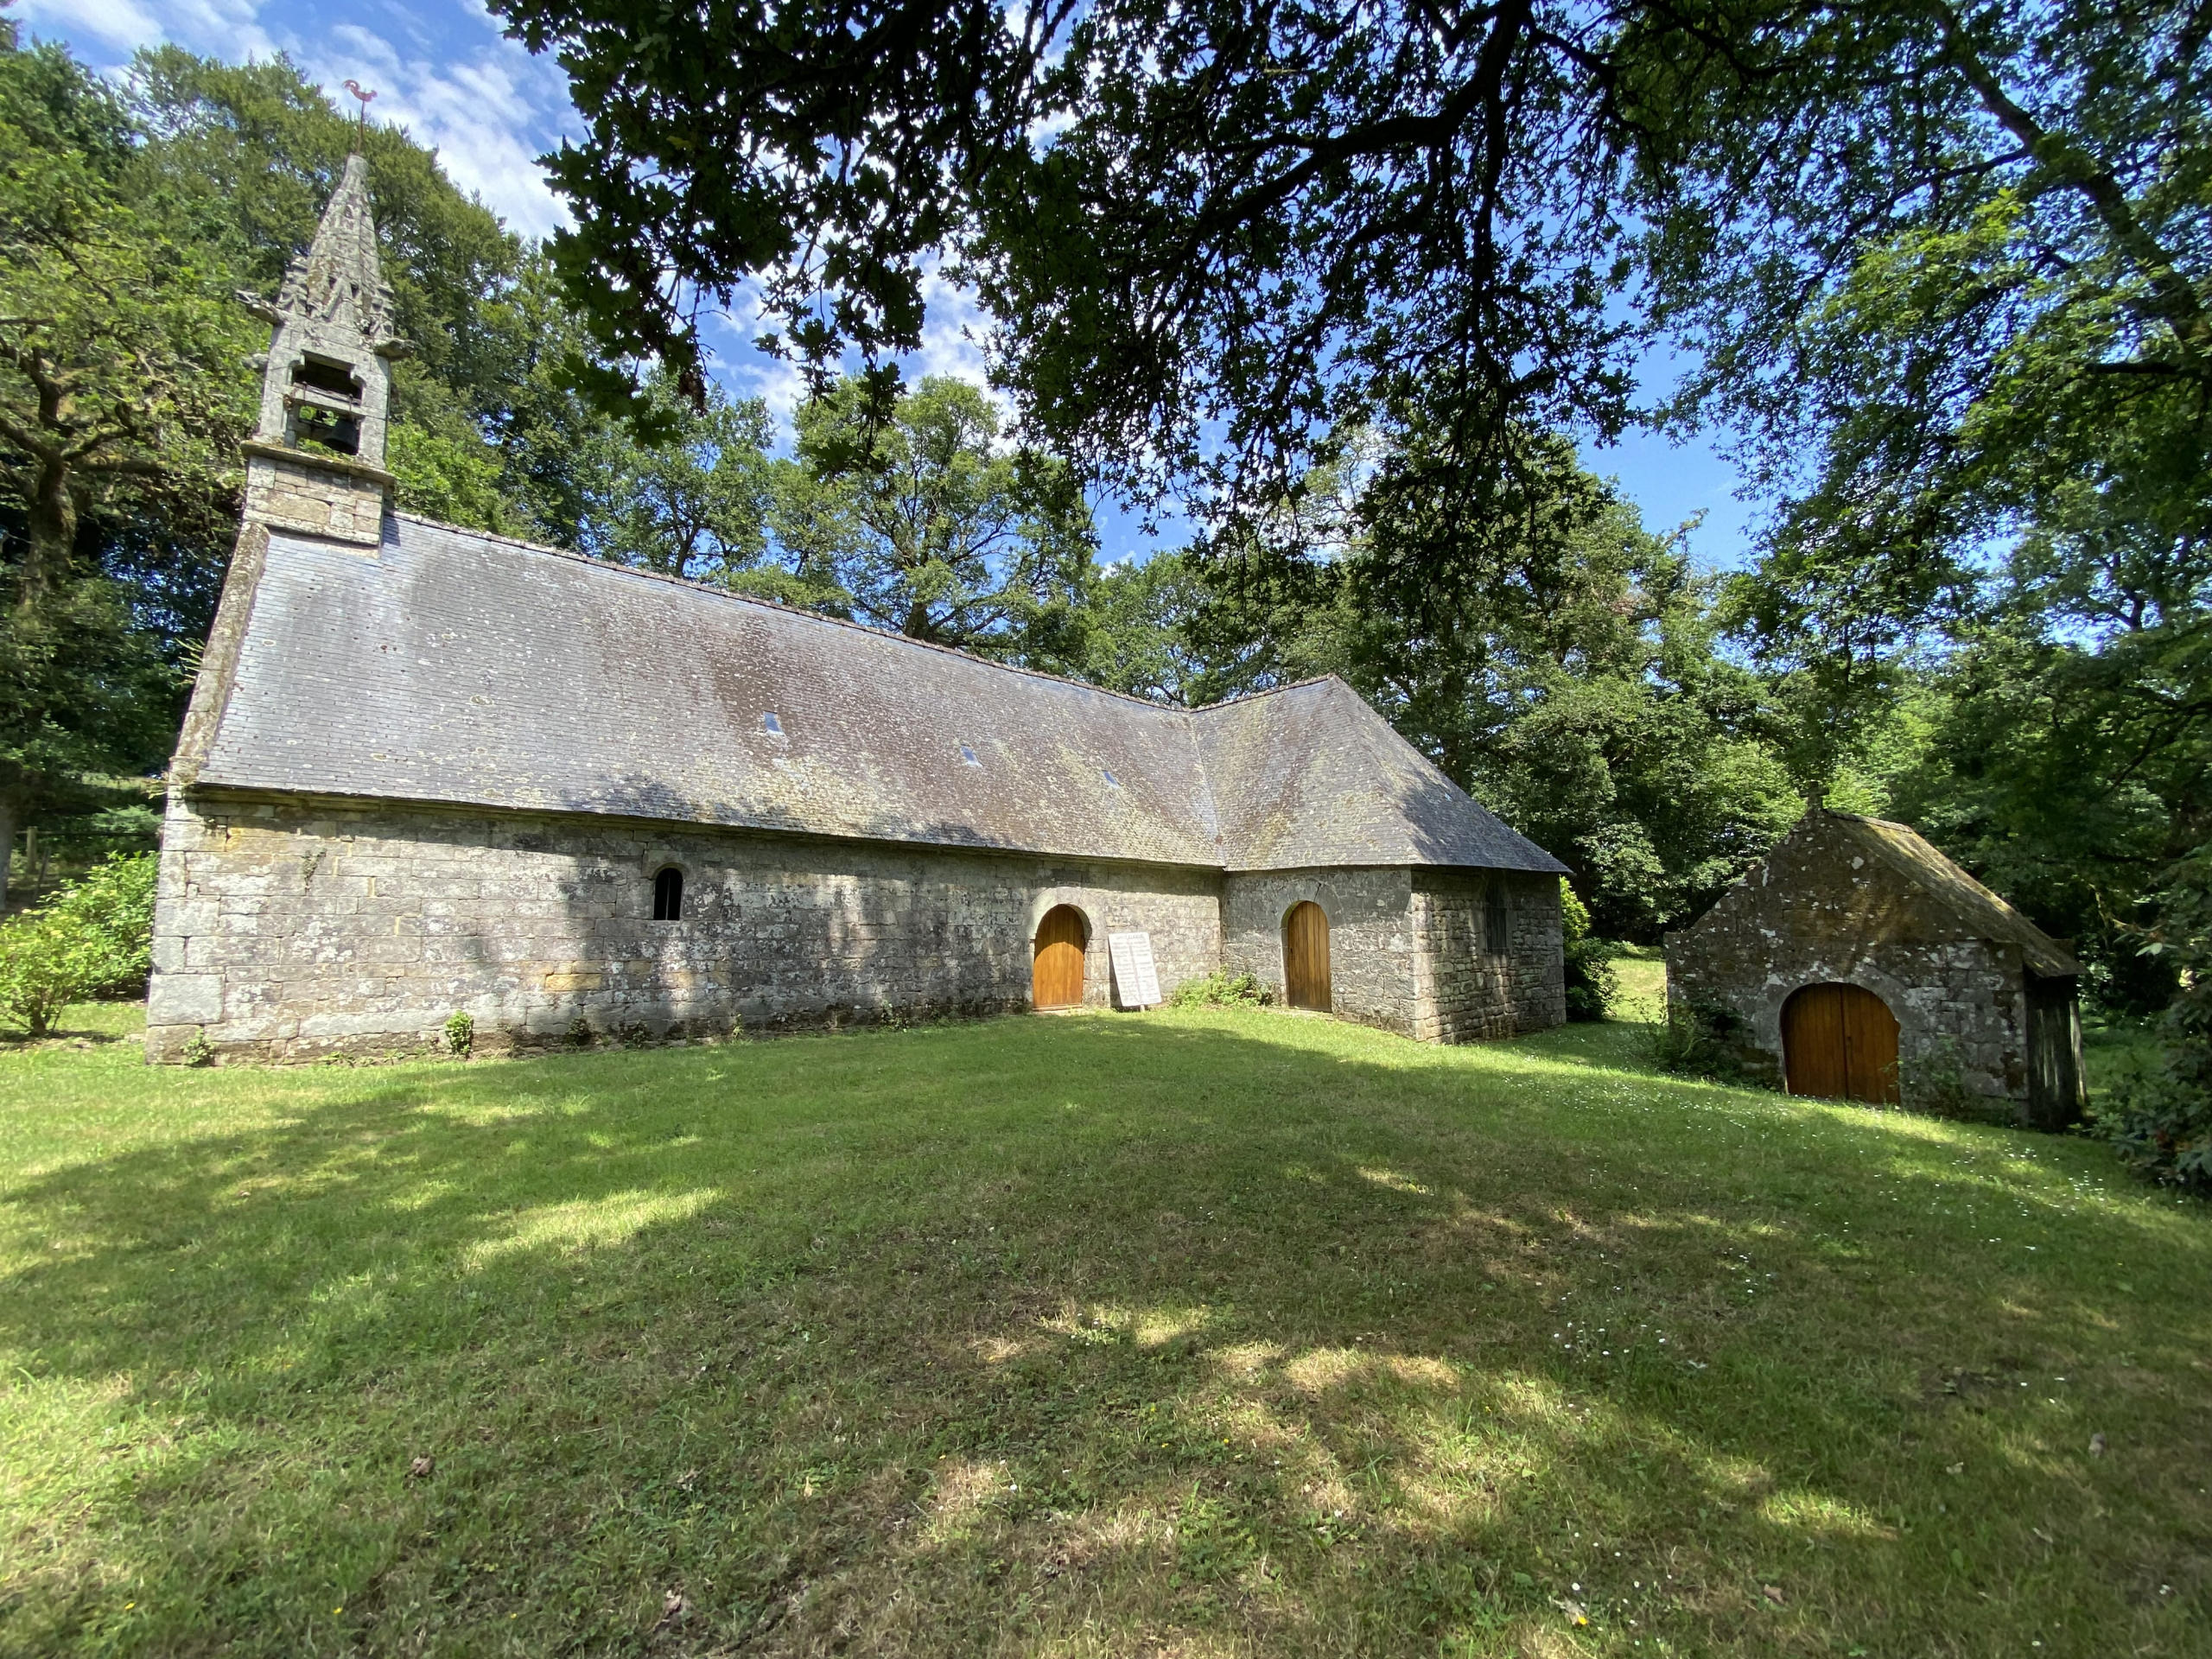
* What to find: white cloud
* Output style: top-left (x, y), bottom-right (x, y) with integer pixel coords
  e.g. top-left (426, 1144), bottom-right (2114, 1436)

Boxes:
top-left (910, 269), bottom-right (998, 399)
top-left (17, 0), bottom-right (576, 237)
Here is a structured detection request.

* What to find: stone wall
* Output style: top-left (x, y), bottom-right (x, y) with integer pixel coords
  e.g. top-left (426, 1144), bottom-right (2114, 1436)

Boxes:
top-left (148, 789), bottom-right (1222, 1063)
top-left (1219, 867), bottom-right (1564, 1039)
top-left (239, 447), bottom-right (390, 547)
top-left (1410, 870), bottom-right (1566, 1039)
top-left (1666, 861), bottom-right (2031, 1103)
top-left (1222, 868), bottom-right (1419, 1033)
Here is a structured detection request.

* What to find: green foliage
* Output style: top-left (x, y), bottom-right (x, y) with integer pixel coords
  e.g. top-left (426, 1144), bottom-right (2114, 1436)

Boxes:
top-left (1071, 553), bottom-right (1213, 704)
top-left (0, 910), bottom-right (102, 1036)
top-left (0, 852), bottom-right (151, 1035)
top-left (1644, 1001), bottom-right (1755, 1084)
top-left (42, 852), bottom-right (158, 998)
top-left (765, 376), bottom-right (1096, 659)
top-left (443, 1011), bottom-right (475, 1060)
top-left (0, 575), bottom-right (181, 858)
top-left (578, 367), bottom-right (775, 582)
top-left (1192, 434), bottom-right (1798, 938)
top-left (0, 34), bottom-right (259, 594)
top-left (2092, 858), bottom-right (2212, 1190)
top-left (0, 33), bottom-right (251, 869)
top-left (1559, 884), bottom-right (1617, 1023)
top-left (1167, 969), bottom-right (1271, 1008)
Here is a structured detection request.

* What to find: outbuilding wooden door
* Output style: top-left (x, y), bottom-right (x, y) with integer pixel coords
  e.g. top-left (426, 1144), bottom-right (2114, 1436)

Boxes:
top-left (1283, 901), bottom-right (1332, 1011)
top-left (1032, 906), bottom-right (1088, 1009)
top-left (1783, 982), bottom-right (1899, 1103)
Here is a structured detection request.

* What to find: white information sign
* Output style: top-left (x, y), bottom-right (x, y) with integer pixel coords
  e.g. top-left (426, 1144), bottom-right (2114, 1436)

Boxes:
top-left (1108, 931), bottom-right (1162, 1008)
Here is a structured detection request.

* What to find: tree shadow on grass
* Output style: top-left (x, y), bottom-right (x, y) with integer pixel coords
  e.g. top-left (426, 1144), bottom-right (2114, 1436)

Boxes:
top-left (2, 1013), bottom-right (2207, 1657)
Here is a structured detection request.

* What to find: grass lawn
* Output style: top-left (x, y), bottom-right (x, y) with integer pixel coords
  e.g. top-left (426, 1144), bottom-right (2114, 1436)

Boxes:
top-left (2, 1001), bottom-right (2206, 1657)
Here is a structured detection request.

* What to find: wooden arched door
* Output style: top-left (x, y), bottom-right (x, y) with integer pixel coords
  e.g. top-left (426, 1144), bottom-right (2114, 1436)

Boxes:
top-left (1783, 982), bottom-right (1900, 1103)
top-left (1283, 901), bottom-right (1332, 1011)
top-left (1032, 906), bottom-right (1088, 1009)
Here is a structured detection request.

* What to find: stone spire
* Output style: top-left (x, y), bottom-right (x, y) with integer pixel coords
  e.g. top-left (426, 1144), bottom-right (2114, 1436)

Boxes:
top-left (238, 152), bottom-right (412, 546)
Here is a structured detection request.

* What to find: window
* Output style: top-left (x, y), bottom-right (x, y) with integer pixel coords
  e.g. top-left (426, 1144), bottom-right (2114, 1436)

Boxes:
top-left (287, 354), bottom-right (364, 455)
top-left (652, 866), bottom-right (684, 922)
top-left (291, 356), bottom-right (363, 397)
top-left (959, 743), bottom-right (980, 766)
top-left (1484, 881), bottom-right (1510, 954)
top-left (761, 711), bottom-right (783, 734)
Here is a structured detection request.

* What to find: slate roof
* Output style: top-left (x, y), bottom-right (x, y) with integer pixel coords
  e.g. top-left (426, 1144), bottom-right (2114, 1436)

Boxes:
top-left (1827, 812), bottom-right (2082, 976)
top-left (194, 513), bottom-right (1567, 875)
top-left (1679, 809), bottom-right (2080, 976)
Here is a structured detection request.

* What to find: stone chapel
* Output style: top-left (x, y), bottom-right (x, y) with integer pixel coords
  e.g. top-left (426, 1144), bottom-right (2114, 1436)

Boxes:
top-left (145, 156), bottom-right (1568, 1062)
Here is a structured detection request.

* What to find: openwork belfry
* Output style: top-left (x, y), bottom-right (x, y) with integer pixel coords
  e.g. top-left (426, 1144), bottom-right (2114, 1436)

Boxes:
top-left (234, 152), bottom-right (410, 544)
top-left (147, 164), bottom-right (1568, 1062)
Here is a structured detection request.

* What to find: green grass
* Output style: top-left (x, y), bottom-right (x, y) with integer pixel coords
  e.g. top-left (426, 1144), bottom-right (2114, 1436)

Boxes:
top-left (1608, 957), bottom-right (1667, 1025)
top-left (2, 1001), bottom-right (2206, 1658)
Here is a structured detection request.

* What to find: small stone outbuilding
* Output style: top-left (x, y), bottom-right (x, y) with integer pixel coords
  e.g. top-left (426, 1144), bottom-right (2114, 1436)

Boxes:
top-left (1664, 810), bottom-right (2086, 1128)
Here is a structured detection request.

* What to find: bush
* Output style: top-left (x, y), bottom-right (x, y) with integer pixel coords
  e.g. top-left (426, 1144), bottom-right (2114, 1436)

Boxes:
top-left (443, 1011), bottom-right (474, 1058)
top-left (1560, 883), bottom-right (1618, 1022)
top-left (1644, 1000), bottom-right (1753, 1083)
top-left (46, 853), bottom-right (158, 997)
top-left (2090, 857), bottom-right (2212, 1191)
top-left (1169, 969), bottom-right (1272, 1007)
top-left (0, 913), bottom-right (104, 1037)
top-left (0, 854), bottom-right (159, 1038)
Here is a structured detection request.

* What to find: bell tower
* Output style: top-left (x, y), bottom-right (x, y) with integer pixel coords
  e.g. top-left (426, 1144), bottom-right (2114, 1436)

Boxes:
top-left (237, 151), bottom-right (411, 546)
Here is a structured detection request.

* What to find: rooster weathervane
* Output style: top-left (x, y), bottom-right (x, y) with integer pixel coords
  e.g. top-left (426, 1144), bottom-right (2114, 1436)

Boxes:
top-left (342, 79), bottom-right (378, 147)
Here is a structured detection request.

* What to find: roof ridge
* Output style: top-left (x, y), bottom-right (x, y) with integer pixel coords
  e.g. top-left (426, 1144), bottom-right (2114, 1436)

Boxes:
top-left (388, 511), bottom-right (1189, 715)
top-left (1824, 812), bottom-right (2079, 972)
top-left (1185, 673), bottom-right (1344, 714)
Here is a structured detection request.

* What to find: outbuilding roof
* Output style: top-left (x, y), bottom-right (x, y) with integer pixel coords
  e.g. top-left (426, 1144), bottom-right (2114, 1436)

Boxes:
top-left (1831, 812), bottom-right (2082, 976)
top-left (193, 513), bottom-right (1566, 876)
top-left (1680, 808), bottom-right (2081, 976)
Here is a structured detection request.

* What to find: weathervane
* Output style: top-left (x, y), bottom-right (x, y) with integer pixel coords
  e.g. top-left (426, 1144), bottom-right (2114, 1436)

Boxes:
top-left (341, 79), bottom-right (378, 148)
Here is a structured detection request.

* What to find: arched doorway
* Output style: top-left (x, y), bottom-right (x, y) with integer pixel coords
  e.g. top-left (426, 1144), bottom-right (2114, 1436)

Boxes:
top-left (1783, 982), bottom-right (1900, 1103)
top-left (1283, 901), bottom-right (1332, 1011)
top-left (1032, 906), bottom-right (1089, 1009)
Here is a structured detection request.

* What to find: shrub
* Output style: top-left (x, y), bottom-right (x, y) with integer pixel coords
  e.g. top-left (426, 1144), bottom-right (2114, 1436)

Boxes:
top-left (1644, 1000), bottom-right (1753, 1083)
top-left (1560, 883), bottom-right (1618, 1022)
top-left (0, 912), bottom-right (104, 1038)
top-left (442, 1011), bottom-right (474, 1058)
top-left (45, 853), bottom-right (158, 998)
top-left (1169, 969), bottom-right (1272, 1007)
top-left (2090, 857), bottom-right (2212, 1191)
top-left (0, 852), bottom-right (158, 1037)
top-left (2097, 1064), bottom-right (2212, 1192)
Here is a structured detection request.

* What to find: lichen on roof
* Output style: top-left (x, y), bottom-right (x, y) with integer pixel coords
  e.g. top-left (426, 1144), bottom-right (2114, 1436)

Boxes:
top-left (1834, 812), bottom-right (2080, 976)
top-left (194, 514), bottom-right (1566, 876)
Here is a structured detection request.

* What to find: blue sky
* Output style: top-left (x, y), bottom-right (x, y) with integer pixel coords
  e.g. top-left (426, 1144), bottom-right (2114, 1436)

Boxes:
top-left (18, 0), bottom-right (1766, 569)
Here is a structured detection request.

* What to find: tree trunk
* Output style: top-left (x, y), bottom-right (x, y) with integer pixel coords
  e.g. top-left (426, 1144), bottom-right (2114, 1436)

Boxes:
top-left (0, 793), bottom-right (15, 914)
top-left (21, 458), bottom-right (78, 608)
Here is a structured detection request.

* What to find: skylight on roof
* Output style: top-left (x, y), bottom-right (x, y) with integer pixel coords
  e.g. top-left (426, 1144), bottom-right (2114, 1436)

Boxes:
top-left (762, 712), bottom-right (783, 734)
top-left (960, 744), bottom-right (980, 766)
top-left (1101, 768), bottom-right (1121, 788)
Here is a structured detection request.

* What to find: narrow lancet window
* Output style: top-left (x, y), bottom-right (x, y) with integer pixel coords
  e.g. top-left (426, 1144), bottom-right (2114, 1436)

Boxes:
top-left (653, 866), bottom-right (684, 922)
top-left (1484, 881), bottom-right (1510, 955)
